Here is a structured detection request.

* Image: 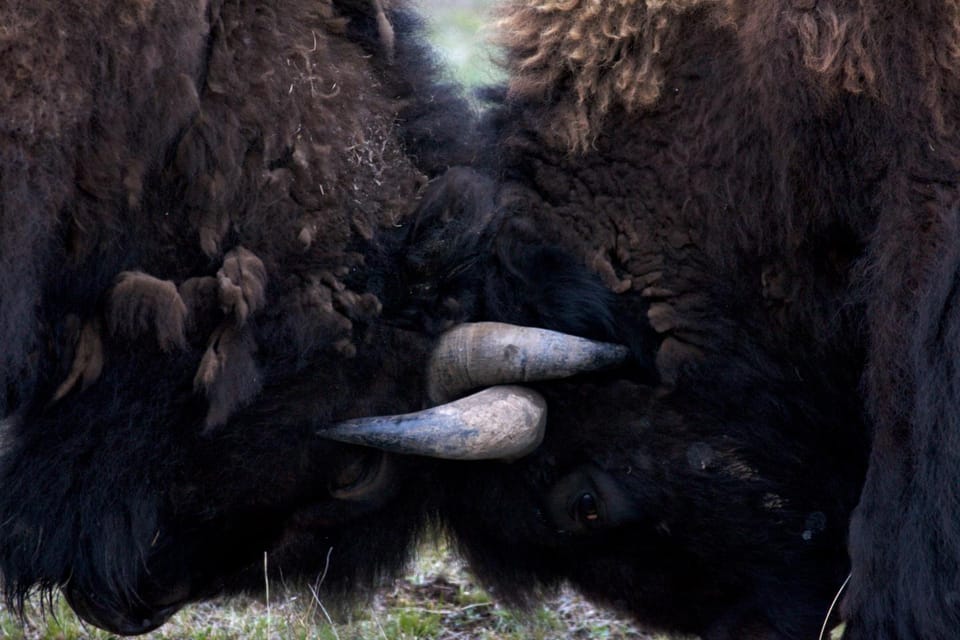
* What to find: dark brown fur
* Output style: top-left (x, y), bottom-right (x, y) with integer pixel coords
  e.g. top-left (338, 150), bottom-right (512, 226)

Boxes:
top-left (421, 1), bottom-right (960, 638)
top-left (0, 0), bottom-right (475, 633)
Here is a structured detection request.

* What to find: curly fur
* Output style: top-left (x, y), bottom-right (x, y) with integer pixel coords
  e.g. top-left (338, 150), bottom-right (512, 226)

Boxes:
top-left (495, 0), bottom-right (720, 151)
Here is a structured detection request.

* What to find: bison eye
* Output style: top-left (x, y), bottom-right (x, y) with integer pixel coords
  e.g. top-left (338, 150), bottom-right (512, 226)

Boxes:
top-left (547, 465), bottom-right (640, 534)
top-left (572, 492), bottom-right (601, 526)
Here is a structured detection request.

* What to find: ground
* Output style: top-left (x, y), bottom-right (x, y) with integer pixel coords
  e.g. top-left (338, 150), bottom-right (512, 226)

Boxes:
top-left (0, 538), bottom-right (656, 640)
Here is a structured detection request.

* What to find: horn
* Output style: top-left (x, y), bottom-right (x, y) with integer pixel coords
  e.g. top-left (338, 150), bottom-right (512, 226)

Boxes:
top-left (317, 386), bottom-right (546, 460)
top-left (428, 322), bottom-right (630, 403)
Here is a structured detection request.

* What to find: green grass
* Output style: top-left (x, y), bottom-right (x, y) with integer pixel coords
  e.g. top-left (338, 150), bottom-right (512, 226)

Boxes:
top-left (0, 540), bottom-right (657, 639)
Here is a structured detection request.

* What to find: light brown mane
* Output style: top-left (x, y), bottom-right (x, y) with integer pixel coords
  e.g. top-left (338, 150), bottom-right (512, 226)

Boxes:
top-left (496, 0), bottom-right (960, 152)
top-left (495, 0), bottom-right (719, 151)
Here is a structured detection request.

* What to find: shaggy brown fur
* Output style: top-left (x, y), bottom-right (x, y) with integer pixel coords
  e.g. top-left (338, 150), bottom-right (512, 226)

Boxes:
top-left (423, 0), bottom-right (960, 638)
top-left (490, 0), bottom-right (960, 357)
top-left (495, 0), bottom-right (909, 148)
top-left (0, 0), bottom-right (475, 633)
top-left (495, 0), bottom-right (718, 152)
top-left (1, 0), bottom-right (431, 417)
top-left (0, 0), bottom-right (209, 411)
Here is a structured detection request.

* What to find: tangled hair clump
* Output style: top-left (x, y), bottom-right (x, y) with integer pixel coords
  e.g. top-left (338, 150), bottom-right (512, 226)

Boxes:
top-left (495, 0), bottom-right (720, 151)
top-left (787, 2), bottom-right (878, 96)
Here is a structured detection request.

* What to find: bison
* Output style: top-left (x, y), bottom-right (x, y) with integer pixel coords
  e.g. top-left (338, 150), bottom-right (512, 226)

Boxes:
top-left (0, 0), bottom-right (617, 633)
top-left (0, 0), bottom-right (448, 633)
top-left (393, 168), bottom-right (867, 640)
top-left (380, 0), bottom-right (960, 638)
top-left (4, 0), bottom-right (953, 638)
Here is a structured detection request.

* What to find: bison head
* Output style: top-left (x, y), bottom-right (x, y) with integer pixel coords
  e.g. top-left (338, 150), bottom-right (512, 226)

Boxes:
top-left (1, 313), bottom-right (630, 635)
top-left (436, 337), bottom-right (867, 639)
top-left (374, 164), bottom-right (871, 639)
top-left (0, 220), bottom-right (630, 637)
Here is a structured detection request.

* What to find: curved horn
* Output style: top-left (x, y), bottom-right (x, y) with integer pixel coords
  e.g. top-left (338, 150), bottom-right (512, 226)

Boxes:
top-left (317, 386), bottom-right (546, 460)
top-left (428, 322), bottom-right (630, 403)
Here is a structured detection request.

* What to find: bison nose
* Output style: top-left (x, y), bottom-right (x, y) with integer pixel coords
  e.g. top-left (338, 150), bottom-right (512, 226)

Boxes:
top-left (63, 583), bottom-right (180, 635)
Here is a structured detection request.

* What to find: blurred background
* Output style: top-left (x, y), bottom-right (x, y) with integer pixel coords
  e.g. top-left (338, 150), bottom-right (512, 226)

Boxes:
top-left (418, 0), bottom-right (503, 87)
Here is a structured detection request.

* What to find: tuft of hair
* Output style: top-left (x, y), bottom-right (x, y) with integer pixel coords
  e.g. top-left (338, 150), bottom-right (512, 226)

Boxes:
top-left (51, 318), bottom-right (105, 403)
top-left (194, 325), bottom-right (262, 431)
top-left (373, 0), bottom-right (395, 62)
top-left (107, 271), bottom-right (188, 351)
top-left (216, 247), bottom-right (268, 327)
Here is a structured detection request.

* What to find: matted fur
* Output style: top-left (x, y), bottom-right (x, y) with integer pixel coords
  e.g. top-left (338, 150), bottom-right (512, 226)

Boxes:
top-left (108, 272), bottom-right (189, 351)
top-left (0, 0), bottom-right (434, 417)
